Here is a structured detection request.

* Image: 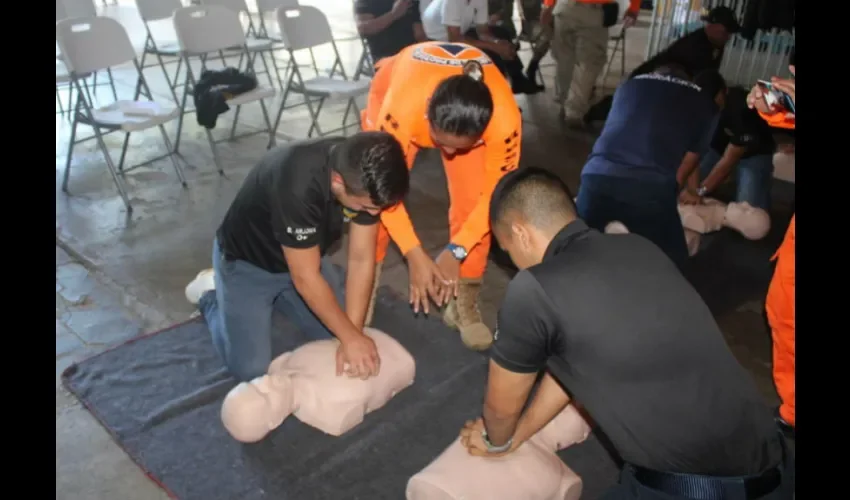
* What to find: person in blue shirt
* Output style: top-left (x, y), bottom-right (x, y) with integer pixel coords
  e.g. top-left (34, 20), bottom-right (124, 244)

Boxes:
top-left (575, 66), bottom-right (726, 269)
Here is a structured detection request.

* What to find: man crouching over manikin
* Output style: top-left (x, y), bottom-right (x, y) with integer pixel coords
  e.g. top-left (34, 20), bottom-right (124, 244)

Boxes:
top-left (460, 168), bottom-right (792, 499)
top-left (184, 133), bottom-right (410, 382)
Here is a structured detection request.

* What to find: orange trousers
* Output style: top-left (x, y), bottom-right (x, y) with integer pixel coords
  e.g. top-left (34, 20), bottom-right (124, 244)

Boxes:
top-left (765, 215), bottom-right (795, 426)
top-left (362, 57), bottom-right (491, 280)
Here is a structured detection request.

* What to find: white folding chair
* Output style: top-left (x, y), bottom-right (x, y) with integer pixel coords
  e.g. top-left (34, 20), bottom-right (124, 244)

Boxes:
top-left (134, 0), bottom-right (186, 105)
top-left (57, 16), bottom-right (188, 213)
top-left (273, 5), bottom-right (369, 138)
top-left (255, 0), bottom-right (320, 77)
top-left (200, 0), bottom-right (284, 89)
top-left (353, 37), bottom-right (375, 81)
top-left (59, 0), bottom-right (119, 102)
top-left (172, 5), bottom-right (277, 173)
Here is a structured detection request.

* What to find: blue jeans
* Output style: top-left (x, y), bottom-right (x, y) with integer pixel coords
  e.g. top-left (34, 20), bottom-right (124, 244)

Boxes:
top-left (577, 174), bottom-right (688, 270)
top-left (699, 149), bottom-right (774, 210)
top-left (199, 238), bottom-right (345, 382)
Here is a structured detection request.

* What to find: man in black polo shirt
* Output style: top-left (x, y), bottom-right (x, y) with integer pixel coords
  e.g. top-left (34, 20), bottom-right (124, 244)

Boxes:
top-left (459, 168), bottom-right (792, 499)
top-left (679, 87), bottom-right (776, 210)
top-left (355, 0), bottom-right (428, 64)
top-left (184, 133), bottom-right (409, 382)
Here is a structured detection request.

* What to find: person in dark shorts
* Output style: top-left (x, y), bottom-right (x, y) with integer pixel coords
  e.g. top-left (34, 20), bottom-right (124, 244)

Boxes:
top-left (184, 132), bottom-right (409, 382)
top-left (459, 167), bottom-right (793, 500)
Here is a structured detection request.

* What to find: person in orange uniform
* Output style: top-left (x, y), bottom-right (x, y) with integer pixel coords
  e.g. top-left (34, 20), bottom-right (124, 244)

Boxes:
top-left (361, 41), bottom-right (522, 351)
top-left (747, 48), bottom-right (795, 437)
top-left (541, 0), bottom-right (639, 127)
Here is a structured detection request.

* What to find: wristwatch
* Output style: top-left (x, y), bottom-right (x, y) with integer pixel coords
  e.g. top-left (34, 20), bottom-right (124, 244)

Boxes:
top-left (447, 243), bottom-right (468, 261)
top-left (481, 428), bottom-right (513, 454)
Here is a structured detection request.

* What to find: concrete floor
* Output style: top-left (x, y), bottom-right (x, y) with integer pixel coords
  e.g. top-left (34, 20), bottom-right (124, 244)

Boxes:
top-left (55, 2), bottom-right (780, 499)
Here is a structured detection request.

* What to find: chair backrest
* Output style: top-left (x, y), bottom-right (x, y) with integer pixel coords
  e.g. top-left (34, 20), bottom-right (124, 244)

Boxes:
top-left (135, 0), bottom-right (182, 23)
top-left (275, 5), bottom-right (333, 51)
top-left (200, 0), bottom-right (249, 14)
top-left (173, 5), bottom-right (247, 54)
top-left (56, 16), bottom-right (137, 75)
top-left (57, 0), bottom-right (97, 21)
top-left (256, 0), bottom-right (298, 14)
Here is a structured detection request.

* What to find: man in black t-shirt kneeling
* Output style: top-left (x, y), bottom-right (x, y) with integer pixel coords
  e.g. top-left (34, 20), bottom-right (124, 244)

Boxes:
top-left (459, 168), bottom-right (793, 499)
top-left (678, 87), bottom-right (777, 211)
top-left (185, 132), bottom-right (409, 383)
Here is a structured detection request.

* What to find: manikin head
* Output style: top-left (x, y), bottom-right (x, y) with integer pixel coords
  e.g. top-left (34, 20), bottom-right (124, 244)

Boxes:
top-left (725, 201), bottom-right (771, 240)
top-left (701, 6), bottom-right (740, 47)
top-left (427, 60), bottom-right (494, 158)
top-left (221, 373), bottom-right (295, 443)
top-left (490, 168), bottom-right (578, 270)
top-left (330, 132), bottom-right (410, 217)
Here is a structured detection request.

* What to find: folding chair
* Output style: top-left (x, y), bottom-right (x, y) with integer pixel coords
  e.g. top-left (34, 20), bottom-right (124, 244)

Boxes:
top-left (254, 0), bottom-right (318, 79)
top-left (353, 37), bottom-right (375, 81)
top-left (272, 5), bottom-right (370, 138)
top-left (172, 4), bottom-right (277, 174)
top-left (59, 0), bottom-right (118, 102)
top-left (56, 15), bottom-right (188, 214)
top-left (134, 0), bottom-right (185, 106)
top-left (199, 0), bottom-right (285, 89)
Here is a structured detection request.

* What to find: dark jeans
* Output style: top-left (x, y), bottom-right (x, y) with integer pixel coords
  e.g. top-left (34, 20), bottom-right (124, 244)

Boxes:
top-left (198, 238), bottom-right (345, 382)
top-left (577, 174), bottom-right (688, 269)
top-left (464, 26), bottom-right (525, 81)
top-left (600, 455), bottom-right (795, 499)
top-left (699, 149), bottom-right (774, 210)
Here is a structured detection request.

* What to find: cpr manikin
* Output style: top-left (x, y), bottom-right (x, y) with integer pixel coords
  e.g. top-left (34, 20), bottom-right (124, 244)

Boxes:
top-left (678, 198), bottom-right (771, 241)
top-left (221, 328), bottom-right (415, 442)
top-left (406, 405), bottom-right (591, 500)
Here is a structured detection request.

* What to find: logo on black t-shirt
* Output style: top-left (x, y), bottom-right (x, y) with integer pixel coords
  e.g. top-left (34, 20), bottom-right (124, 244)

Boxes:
top-left (342, 206), bottom-right (357, 222)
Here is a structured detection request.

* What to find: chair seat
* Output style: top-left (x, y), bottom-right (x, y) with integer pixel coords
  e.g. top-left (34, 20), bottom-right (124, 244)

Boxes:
top-left (227, 38), bottom-right (276, 52)
top-left (89, 100), bottom-right (179, 132)
top-left (299, 77), bottom-right (370, 98)
top-left (147, 40), bottom-right (181, 56)
top-left (226, 86), bottom-right (275, 106)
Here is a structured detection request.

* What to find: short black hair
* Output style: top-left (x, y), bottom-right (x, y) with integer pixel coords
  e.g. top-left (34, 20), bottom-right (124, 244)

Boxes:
top-left (694, 68), bottom-right (727, 99)
top-left (489, 167), bottom-right (576, 232)
top-left (427, 61), bottom-right (494, 138)
top-left (335, 131), bottom-right (409, 208)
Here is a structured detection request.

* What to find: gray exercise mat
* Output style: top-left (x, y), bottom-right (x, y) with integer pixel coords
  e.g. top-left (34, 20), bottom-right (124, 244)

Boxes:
top-left (62, 286), bottom-right (621, 500)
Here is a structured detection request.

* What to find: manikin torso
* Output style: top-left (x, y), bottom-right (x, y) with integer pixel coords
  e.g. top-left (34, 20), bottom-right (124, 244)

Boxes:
top-left (221, 328), bottom-right (416, 442)
top-left (406, 405), bottom-right (590, 500)
top-left (678, 198), bottom-right (771, 240)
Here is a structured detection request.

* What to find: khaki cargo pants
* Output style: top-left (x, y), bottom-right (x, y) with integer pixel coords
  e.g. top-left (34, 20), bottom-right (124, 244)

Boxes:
top-left (551, 1), bottom-right (610, 120)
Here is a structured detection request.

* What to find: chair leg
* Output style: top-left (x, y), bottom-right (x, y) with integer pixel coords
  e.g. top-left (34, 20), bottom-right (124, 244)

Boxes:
top-left (204, 127), bottom-right (225, 175)
top-left (62, 103), bottom-right (80, 193)
top-left (117, 132), bottom-right (132, 173)
top-left (158, 124), bottom-right (188, 188)
top-left (258, 99), bottom-right (275, 149)
top-left (306, 96), bottom-right (326, 137)
top-left (106, 68), bottom-right (118, 102)
top-left (229, 105), bottom-right (242, 141)
top-left (93, 126), bottom-right (133, 212)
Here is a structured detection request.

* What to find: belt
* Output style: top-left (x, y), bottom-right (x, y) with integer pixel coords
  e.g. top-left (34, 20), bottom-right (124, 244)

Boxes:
top-left (631, 433), bottom-right (786, 500)
top-left (631, 463), bottom-right (782, 500)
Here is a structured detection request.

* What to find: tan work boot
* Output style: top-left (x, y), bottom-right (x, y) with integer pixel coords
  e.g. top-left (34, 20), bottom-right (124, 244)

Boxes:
top-left (443, 278), bottom-right (493, 350)
top-left (364, 262), bottom-right (383, 326)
